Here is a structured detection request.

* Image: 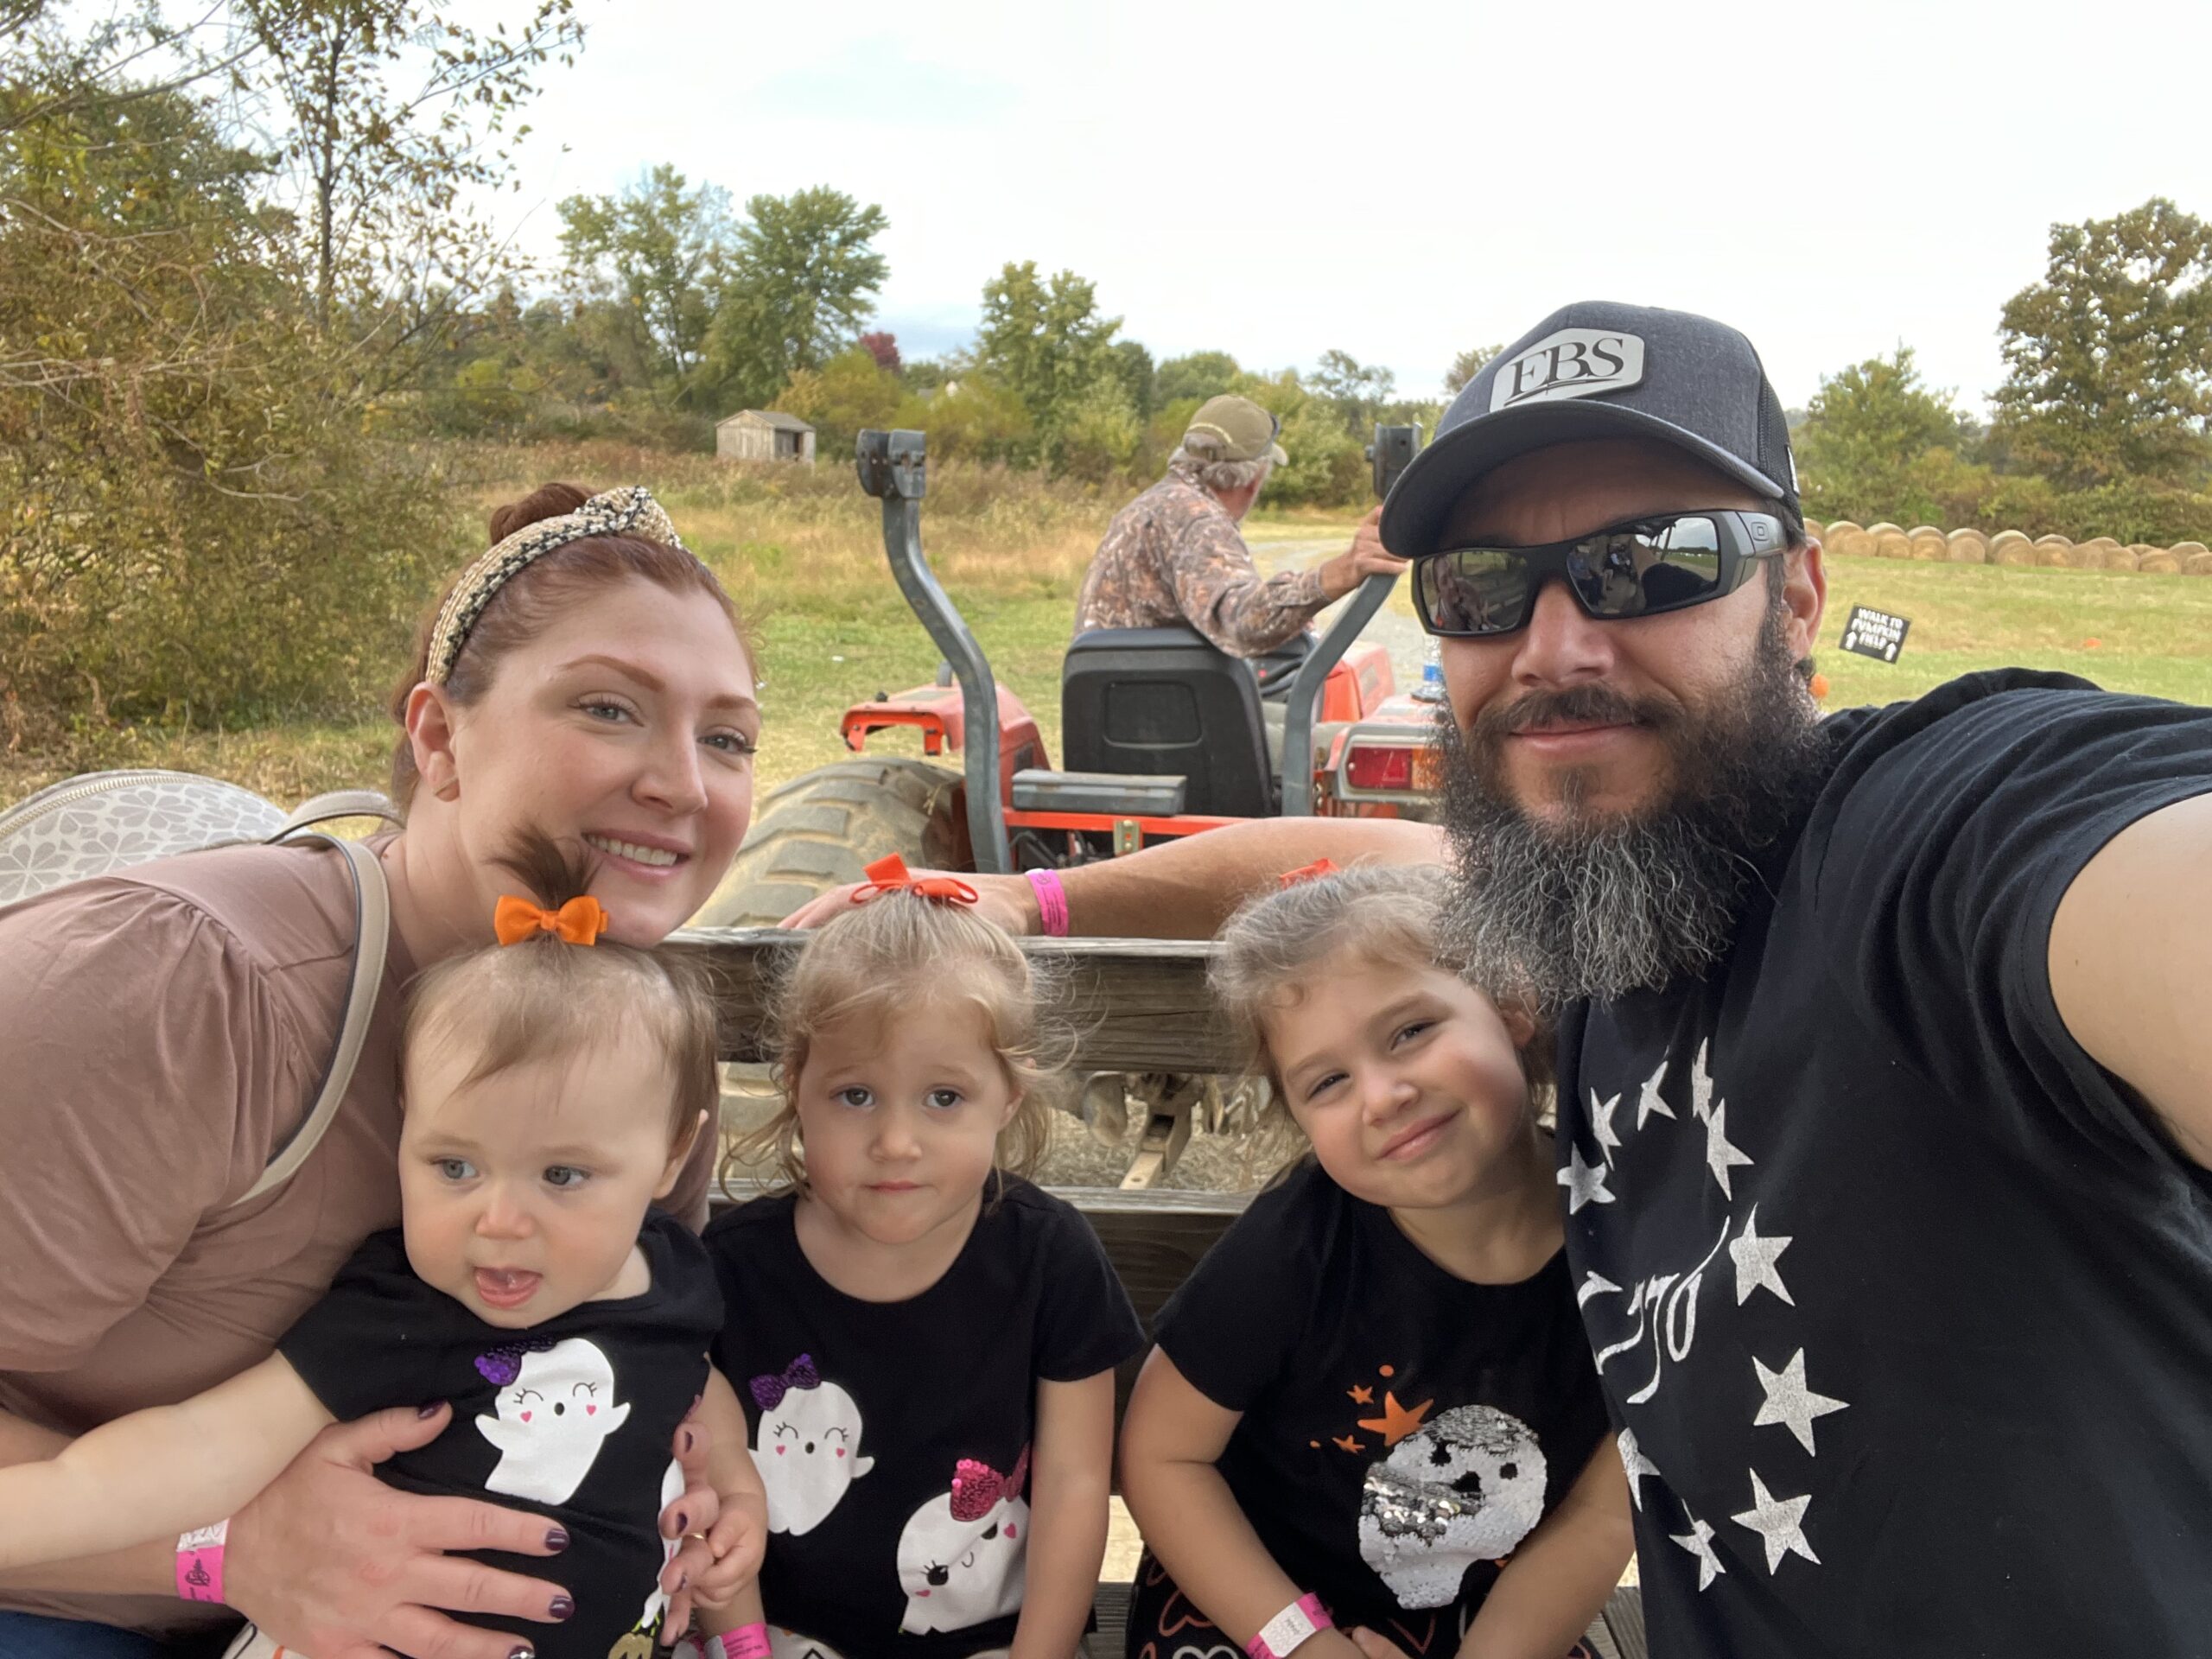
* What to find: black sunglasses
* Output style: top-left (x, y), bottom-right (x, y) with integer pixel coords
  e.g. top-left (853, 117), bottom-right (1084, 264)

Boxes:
top-left (1411, 510), bottom-right (1789, 639)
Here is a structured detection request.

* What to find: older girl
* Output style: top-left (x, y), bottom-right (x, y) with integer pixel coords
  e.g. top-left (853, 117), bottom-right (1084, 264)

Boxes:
top-left (0, 483), bottom-right (759, 1659)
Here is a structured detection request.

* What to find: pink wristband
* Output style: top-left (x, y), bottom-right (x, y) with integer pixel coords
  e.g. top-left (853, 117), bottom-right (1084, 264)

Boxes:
top-left (1024, 868), bottom-right (1070, 937)
top-left (1246, 1592), bottom-right (1332, 1659)
top-left (708, 1627), bottom-right (772, 1659)
top-left (175, 1520), bottom-right (228, 1603)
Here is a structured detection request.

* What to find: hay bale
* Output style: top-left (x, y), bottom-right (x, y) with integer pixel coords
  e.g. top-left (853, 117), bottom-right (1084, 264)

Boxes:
top-left (1824, 520), bottom-right (1863, 546)
top-left (1874, 529), bottom-right (1915, 560)
top-left (1989, 530), bottom-right (2035, 565)
top-left (1908, 528), bottom-right (1948, 561)
top-left (2063, 537), bottom-right (2108, 569)
top-left (1945, 528), bottom-right (1990, 563)
top-left (2033, 534), bottom-right (2075, 568)
top-left (1830, 526), bottom-right (1877, 559)
top-left (2139, 552), bottom-right (2181, 575)
top-left (1865, 521), bottom-right (1904, 541)
top-left (2186, 550), bottom-right (2212, 575)
top-left (2171, 540), bottom-right (2209, 563)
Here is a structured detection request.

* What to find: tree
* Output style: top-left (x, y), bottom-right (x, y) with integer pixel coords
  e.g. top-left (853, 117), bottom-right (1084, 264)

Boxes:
top-left (1445, 344), bottom-right (1502, 395)
top-left (859, 330), bottom-right (900, 373)
top-left (973, 261), bottom-right (1124, 468)
top-left (1793, 347), bottom-right (1974, 523)
top-left (711, 186), bottom-right (889, 407)
top-left (558, 164), bottom-right (735, 404)
top-left (1991, 198), bottom-right (2212, 490)
top-left (772, 345), bottom-right (902, 454)
top-left (1154, 350), bottom-right (1239, 406)
top-left (1311, 348), bottom-right (1396, 435)
top-left (238, 0), bottom-right (582, 341)
top-left (1109, 338), bottom-right (1154, 425)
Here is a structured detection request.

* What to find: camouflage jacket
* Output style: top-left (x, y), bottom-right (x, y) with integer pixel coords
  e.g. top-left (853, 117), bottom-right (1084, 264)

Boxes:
top-left (1072, 461), bottom-right (1329, 658)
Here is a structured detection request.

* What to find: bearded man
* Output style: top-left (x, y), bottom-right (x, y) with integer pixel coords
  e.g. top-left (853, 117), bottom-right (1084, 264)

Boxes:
top-left (794, 302), bottom-right (2212, 1657)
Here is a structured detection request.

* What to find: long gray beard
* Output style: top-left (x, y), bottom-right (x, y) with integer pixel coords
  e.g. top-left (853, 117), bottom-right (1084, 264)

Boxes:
top-left (1437, 612), bottom-right (1830, 1009)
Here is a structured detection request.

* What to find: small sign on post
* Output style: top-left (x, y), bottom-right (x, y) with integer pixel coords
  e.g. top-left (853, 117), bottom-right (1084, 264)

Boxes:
top-left (1839, 606), bottom-right (1910, 663)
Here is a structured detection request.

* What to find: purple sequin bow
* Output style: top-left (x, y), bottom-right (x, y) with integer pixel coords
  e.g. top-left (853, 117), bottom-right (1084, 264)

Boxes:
top-left (474, 1336), bottom-right (559, 1388)
top-left (749, 1353), bottom-right (820, 1411)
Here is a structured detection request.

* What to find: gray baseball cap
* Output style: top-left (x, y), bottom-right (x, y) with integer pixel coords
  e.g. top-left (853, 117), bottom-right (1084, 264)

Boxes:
top-left (1381, 301), bottom-right (1799, 556)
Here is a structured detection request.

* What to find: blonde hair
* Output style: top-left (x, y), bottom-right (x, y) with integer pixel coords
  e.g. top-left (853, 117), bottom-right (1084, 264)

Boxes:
top-left (403, 834), bottom-right (721, 1148)
top-left (1208, 864), bottom-right (1552, 1173)
top-left (730, 890), bottom-right (1069, 1193)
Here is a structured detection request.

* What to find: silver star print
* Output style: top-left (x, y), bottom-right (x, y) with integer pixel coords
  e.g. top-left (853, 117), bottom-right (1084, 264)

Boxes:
top-left (1727, 1205), bottom-right (1795, 1306)
top-left (1703, 1101), bottom-right (1753, 1198)
top-left (1636, 1059), bottom-right (1676, 1129)
top-left (1618, 1427), bottom-right (1661, 1512)
top-left (1689, 1040), bottom-right (1716, 1122)
top-left (1558, 1145), bottom-right (1615, 1213)
top-left (1753, 1350), bottom-right (1850, 1455)
top-left (1731, 1470), bottom-right (1820, 1573)
top-left (1670, 1510), bottom-right (1726, 1591)
top-left (1589, 1089), bottom-right (1623, 1166)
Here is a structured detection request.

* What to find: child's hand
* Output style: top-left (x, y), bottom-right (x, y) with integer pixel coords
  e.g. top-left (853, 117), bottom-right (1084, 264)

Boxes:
top-left (685, 1496), bottom-right (767, 1611)
top-left (1347, 1628), bottom-right (1414, 1659)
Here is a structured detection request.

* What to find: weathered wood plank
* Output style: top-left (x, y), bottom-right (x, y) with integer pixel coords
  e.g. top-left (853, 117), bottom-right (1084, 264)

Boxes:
top-left (669, 927), bottom-right (1239, 1074)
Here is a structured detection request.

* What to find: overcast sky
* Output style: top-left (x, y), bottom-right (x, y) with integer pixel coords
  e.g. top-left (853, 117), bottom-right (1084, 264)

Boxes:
top-left (474, 0), bottom-right (2212, 415)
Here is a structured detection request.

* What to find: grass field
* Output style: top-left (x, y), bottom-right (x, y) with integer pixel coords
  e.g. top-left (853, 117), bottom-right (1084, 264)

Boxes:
top-left (4, 464), bottom-right (2209, 809)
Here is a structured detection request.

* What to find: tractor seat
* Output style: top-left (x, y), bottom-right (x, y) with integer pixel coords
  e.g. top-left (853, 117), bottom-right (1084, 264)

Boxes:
top-left (1061, 627), bottom-right (1274, 818)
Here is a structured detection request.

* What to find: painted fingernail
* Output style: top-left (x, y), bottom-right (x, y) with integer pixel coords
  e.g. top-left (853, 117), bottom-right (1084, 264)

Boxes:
top-left (677, 1571), bottom-right (689, 1592)
top-left (674, 1510), bottom-right (690, 1535)
top-left (416, 1403), bottom-right (440, 1418)
top-left (544, 1526), bottom-right (569, 1552)
top-left (549, 1596), bottom-right (575, 1622)
top-left (508, 1648), bottom-right (534, 1659)
top-left (682, 1428), bottom-right (696, 1454)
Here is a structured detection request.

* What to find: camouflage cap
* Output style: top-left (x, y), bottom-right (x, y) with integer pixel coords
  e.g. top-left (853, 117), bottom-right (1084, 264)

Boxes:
top-left (1184, 395), bottom-right (1289, 466)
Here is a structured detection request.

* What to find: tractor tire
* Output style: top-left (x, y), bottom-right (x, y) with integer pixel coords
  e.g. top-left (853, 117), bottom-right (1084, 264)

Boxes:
top-left (694, 756), bottom-right (963, 929)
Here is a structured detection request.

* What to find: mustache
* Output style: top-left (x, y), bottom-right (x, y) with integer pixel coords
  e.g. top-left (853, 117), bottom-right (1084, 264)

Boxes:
top-left (1473, 683), bottom-right (1683, 742)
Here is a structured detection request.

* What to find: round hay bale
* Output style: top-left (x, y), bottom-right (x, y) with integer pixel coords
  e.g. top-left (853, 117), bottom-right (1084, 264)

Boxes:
top-left (1830, 526), bottom-right (1877, 559)
top-left (1993, 539), bottom-right (2041, 567)
top-left (1988, 529), bottom-right (2031, 553)
top-left (1824, 520), bottom-right (1863, 547)
top-left (1865, 521), bottom-right (1904, 539)
top-left (2065, 544), bottom-right (2106, 569)
top-left (2139, 552), bottom-right (2181, 575)
top-left (2171, 540), bottom-right (2209, 563)
top-left (2077, 536), bottom-right (2121, 557)
top-left (1908, 529), bottom-right (1948, 561)
top-left (1874, 530), bottom-right (1915, 560)
top-left (1945, 528), bottom-right (1990, 563)
top-left (2185, 550), bottom-right (2212, 575)
top-left (2032, 534), bottom-right (2075, 568)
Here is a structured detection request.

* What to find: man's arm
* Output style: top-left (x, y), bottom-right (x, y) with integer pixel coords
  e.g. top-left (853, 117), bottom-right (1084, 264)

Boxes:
top-left (1169, 506), bottom-right (1408, 658)
top-left (783, 817), bottom-right (1445, 935)
top-left (2049, 791), bottom-right (2212, 1166)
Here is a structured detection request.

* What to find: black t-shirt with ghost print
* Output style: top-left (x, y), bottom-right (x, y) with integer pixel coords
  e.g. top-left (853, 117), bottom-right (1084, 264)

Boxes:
top-left (277, 1211), bottom-right (721, 1659)
top-left (1552, 673), bottom-right (2212, 1657)
top-left (1139, 1157), bottom-right (1609, 1656)
top-left (703, 1178), bottom-right (1145, 1659)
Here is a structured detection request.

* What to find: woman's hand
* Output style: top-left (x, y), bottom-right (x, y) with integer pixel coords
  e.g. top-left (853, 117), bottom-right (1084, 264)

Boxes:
top-left (225, 1403), bottom-right (572, 1659)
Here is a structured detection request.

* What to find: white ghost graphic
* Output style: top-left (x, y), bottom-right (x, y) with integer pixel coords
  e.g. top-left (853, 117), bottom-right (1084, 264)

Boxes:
top-left (1357, 1405), bottom-right (1547, 1608)
top-left (896, 1450), bottom-right (1029, 1635)
top-left (474, 1337), bottom-right (632, 1505)
top-left (749, 1357), bottom-right (873, 1536)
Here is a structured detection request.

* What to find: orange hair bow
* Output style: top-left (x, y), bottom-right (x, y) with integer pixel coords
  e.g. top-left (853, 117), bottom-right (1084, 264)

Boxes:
top-left (853, 853), bottom-right (978, 907)
top-left (1278, 857), bottom-right (1340, 889)
top-left (493, 893), bottom-right (610, 947)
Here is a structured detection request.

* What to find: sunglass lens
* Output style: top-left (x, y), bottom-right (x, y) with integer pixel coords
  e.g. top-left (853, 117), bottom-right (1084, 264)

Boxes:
top-left (1573, 517), bottom-right (1724, 618)
top-left (1420, 548), bottom-right (1529, 636)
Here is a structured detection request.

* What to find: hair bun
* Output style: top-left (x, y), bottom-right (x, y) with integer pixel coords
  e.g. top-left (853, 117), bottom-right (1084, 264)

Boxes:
top-left (487, 481), bottom-right (594, 546)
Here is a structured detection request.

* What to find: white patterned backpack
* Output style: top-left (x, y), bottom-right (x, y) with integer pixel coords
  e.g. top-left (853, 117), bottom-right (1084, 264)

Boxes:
top-left (0, 769), bottom-right (400, 1207)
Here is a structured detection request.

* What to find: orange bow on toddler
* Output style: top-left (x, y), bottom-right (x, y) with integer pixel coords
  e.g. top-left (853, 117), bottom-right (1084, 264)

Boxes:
top-left (493, 893), bottom-right (610, 946)
top-left (1278, 857), bottom-right (1339, 889)
top-left (853, 853), bottom-right (979, 907)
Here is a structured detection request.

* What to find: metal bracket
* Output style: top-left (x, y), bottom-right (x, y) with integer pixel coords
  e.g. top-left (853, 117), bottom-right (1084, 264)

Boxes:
top-left (855, 428), bottom-right (926, 500)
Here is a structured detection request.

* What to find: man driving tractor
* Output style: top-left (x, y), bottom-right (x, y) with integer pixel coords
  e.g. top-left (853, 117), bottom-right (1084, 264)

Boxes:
top-left (1073, 394), bottom-right (1408, 658)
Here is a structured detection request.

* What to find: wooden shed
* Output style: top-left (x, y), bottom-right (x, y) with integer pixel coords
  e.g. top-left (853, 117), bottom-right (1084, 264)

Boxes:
top-left (716, 409), bottom-right (816, 464)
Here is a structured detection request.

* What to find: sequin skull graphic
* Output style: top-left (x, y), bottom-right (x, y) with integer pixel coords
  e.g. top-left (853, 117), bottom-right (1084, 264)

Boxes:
top-left (1357, 1405), bottom-right (1547, 1608)
top-left (896, 1448), bottom-right (1030, 1634)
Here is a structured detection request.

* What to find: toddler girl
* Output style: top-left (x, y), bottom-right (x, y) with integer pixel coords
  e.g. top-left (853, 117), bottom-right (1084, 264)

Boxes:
top-left (702, 855), bottom-right (1144, 1659)
top-left (0, 842), bottom-right (768, 1659)
top-left (1118, 864), bottom-right (1630, 1659)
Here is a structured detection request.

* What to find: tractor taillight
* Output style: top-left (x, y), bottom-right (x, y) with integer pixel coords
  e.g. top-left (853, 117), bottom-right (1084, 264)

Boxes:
top-left (1344, 742), bottom-right (1415, 791)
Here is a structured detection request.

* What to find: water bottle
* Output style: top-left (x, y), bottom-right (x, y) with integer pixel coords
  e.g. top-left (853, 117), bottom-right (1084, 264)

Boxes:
top-left (1413, 638), bottom-right (1446, 702)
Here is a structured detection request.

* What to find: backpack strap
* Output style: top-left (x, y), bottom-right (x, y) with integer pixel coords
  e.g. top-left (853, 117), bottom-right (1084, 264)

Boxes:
top-left (283, 789), bottom-right (404, 834)
top-left (226, 834), bottom-right (391, 1209)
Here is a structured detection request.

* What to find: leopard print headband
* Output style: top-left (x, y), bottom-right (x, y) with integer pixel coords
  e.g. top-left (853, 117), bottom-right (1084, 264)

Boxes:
top-left (425, 485), bottom-right (690, 686)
